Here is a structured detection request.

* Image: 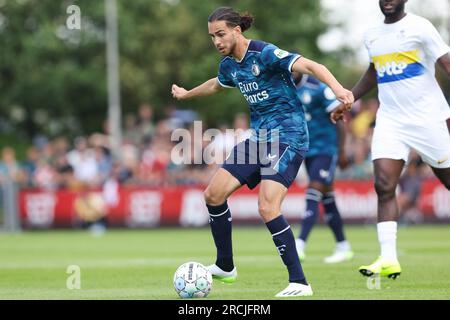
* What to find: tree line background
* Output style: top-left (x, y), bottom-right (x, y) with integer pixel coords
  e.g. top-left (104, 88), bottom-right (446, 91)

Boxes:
top-left (0, 0), bottom-right (448, 157)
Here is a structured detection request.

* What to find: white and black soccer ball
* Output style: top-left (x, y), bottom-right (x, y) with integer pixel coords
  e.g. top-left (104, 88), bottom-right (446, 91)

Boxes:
top-left (173, 261), bottom-right (212, 298)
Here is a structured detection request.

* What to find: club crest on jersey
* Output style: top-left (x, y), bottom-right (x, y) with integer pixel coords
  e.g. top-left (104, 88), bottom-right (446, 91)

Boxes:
top-left (366, 37), bottom-right (378, 48)
top-left (251, 63), bottom-right (260, 76)
top-left (397, 30), bottom-right (406, 40)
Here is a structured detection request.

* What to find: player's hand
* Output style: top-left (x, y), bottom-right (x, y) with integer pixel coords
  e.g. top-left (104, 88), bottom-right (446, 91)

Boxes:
top-left (171, 84), bottom-right (189, 100)
top-left (331, 88), bottom-right (354, 123)
top-left (330, 103), bottom-right (350, 124)
top-left (334, 87), bottom-right (354, 109)
top-left (338, 152), bottom-right (349, 170)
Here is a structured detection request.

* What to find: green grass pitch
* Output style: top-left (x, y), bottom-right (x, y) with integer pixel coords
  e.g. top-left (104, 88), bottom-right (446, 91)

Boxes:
top-left (0, 225), bottom-right (449, 300)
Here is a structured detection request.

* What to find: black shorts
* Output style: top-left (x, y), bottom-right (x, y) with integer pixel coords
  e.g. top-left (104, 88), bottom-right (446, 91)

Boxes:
top-left (222, 139), bottom-right (305, 189)
top-left (304, 154), bottom-right (337, 186)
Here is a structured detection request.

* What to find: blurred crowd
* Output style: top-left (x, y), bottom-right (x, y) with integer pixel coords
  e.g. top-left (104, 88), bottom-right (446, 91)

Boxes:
top-left (0, 101), bottom-right (442, 207)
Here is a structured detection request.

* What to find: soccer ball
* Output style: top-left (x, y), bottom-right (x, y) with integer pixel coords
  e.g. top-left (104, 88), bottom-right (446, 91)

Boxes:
top-left (173, 261), bottom-right (212, 298)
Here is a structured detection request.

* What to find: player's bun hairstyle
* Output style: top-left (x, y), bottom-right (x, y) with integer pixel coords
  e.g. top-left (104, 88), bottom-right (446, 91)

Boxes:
top-left (208, 7), bottom-right (254, 32)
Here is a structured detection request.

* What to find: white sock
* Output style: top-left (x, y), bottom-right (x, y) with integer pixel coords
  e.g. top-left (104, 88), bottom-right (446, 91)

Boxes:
top-left (336, 240), bottom-right (351, 252)
top-left (377, 221), bottom-right (398, 261)
top-left (296, 239), bottom-right (305, 251)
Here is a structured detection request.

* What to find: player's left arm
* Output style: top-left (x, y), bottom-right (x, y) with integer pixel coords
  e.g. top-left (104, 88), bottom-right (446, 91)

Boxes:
top-left (437, 52), bottom-right (450, 77)
top-left (422, 18), bottom-right (450, 76)
top-left (438, 53), bottom-right (450, 134)
top-left (292, 57), bottom-right (354, 109)
top-left (171, 77), bottom-right (224, 100)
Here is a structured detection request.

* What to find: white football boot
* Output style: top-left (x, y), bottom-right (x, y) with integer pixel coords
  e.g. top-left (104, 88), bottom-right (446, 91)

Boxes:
top-left (206, 264), bottom-right (237, 283)
top-left (323, 249), bottom-right (354, 264)
top-left (275, 282), bottom-right (313, 298)
top-left (295, 239), bottom-right (306, 262)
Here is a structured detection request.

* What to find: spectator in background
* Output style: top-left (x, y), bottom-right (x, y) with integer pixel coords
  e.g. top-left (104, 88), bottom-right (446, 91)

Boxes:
top-left (52, 137), bottom-right (70, 158)
top-left (137, 103), bottom-right (155, 144)
top-left (103, 162), bottom-right (123, 208)
top-left (40, 139), bottom-right (56, 164)
top-left (123, 113), bottom-right (140, 146)
top-left (350, 98), bottom-right (378, 139)
top-left (0, 147), bottom-right (23, 183)
top-left (206, 123), bottom-right (236, 165)
top-left (139, 138), bottom-right (171, 186)
top-left (164, 104), bottom-right (199, 130)
top-left (70, 146), bottom-right (113, 236)
top-left (172, 121), bottom-right (211, 186)
top-left (89, 132), bottom-right (110, 150)
top-left (121, 143), bottom-right (140, 182)
top-left (56, 162), bottom-right (78, 190)
top-left (22, 147), bottom-right (39, 187)
top-left (94, 146), bottom-right (112, 183)
top-left (337, 138), bottom-right (372, 180)
top-left (74, 187), bottom-right (107, 237)
top-left (34, 158), bottom-right (58, 190)
top-left (233, 112), bottom-right (252, 144)
top-left (67, 136), bottom-right (100, 186)
top-left (136, 119), bottom-right (173, 185)
top-left (350, 138), bottom-right (373, 179)
top-left (32, 135), bottom-right (49, 154)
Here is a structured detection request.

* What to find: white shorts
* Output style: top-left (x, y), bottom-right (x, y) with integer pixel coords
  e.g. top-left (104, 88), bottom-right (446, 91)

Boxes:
top-left (371, 118), bottom-right (450, 168)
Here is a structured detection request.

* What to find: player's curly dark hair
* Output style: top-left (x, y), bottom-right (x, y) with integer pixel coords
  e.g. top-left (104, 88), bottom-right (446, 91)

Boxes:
top-left (208, 7), bottom-right (254, 32)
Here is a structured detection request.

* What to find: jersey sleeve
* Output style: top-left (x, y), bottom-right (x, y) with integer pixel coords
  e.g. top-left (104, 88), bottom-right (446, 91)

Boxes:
top-left (421, 19), bottom-right (450, 62)
top-left (363, 30), bottom-right (374, 63)
top-left (260, 44), bottom-right (302, 72)
top-left (322, 86), bottom-right (340, 113)
top-left (217, 60), bottom-right (236, 88)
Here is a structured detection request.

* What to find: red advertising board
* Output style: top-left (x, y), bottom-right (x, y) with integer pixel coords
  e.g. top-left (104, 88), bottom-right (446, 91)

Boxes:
top-left (19, 180), bottom-right (450, 228)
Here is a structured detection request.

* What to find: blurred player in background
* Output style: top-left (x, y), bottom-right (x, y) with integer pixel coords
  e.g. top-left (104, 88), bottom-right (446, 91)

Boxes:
top-left (331, 0), bottom-right (450, 279)
top-left (293, 73), bottom-right (354, 263)
top-left (172, 7), bottom-right (354, 297)
top-left (397, 152), bottom-right (425, 225)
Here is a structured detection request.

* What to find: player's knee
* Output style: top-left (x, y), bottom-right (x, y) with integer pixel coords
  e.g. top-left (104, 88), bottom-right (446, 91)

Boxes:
top-left (258, 201), bottom-right (279, 220)
top-left (309, 182), bottom-right (327, 194)
top-left (374, 176), bottom-right (396, 199)
top-left (444, 180), bottom-right (450, 191)
top-left (203, 187), bottom-right (226, 206)
top-left (440, 174), bottom-right (450, 190)
top-left (433, 168), bottom-right (450, 190)
top-left (258, 204), bottom-right (274, 218)
top-left (436, 174), bottom-right (450, 190)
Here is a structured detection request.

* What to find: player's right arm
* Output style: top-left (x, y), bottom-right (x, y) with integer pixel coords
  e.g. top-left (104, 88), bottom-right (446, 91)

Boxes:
top-left (171, 77), bottom-right (224, 101)
top-left (330, 64), bottom-right (377, 123)
top-left (350, 63), bottom-right (378, 101)
top-left (437, 52), bottom-right (450, 77)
